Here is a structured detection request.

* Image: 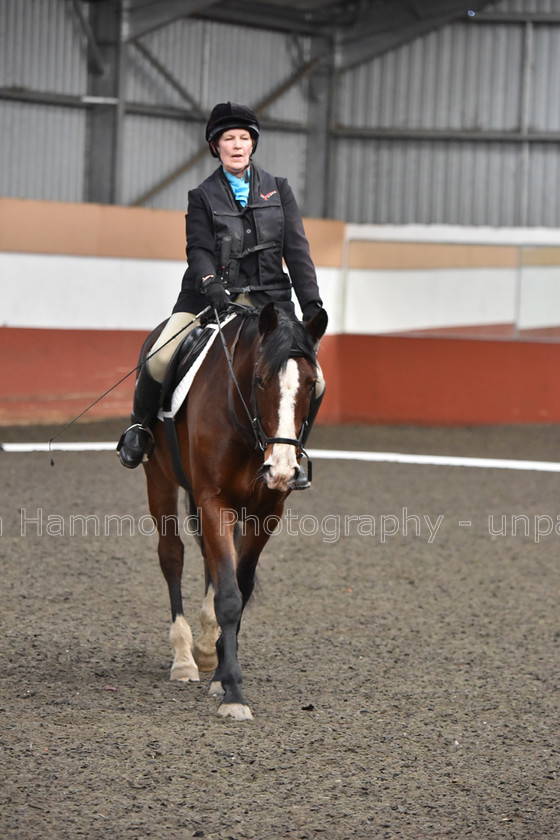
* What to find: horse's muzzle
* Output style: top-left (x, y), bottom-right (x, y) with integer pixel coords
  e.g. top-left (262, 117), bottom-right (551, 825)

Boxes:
top-left (261, 461), bottom-right (299, 492)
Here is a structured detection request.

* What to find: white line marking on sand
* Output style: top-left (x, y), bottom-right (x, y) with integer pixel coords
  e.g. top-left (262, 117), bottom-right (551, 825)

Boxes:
top-left (2, 442), bottom-right (560, 473)
top-left (2, 442), bottom-right (116, 452)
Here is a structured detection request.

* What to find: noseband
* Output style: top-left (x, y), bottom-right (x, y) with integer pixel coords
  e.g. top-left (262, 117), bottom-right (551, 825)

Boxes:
top-left (251, 404), bottom-right (309, 456)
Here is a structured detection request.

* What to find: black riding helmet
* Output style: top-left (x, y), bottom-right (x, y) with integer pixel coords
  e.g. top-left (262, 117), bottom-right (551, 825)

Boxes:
top-left (205, 102), bottom-right (260, 157)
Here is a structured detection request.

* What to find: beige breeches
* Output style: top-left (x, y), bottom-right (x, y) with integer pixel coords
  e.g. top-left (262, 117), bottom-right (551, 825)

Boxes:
top-left (147, 311), bottom-right (199, 382)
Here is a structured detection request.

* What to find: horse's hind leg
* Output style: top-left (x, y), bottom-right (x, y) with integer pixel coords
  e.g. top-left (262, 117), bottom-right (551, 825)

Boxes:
top-left (144, 460), bottom-right (199, 683)
top-left (193, 579), bottom-right (220, 672)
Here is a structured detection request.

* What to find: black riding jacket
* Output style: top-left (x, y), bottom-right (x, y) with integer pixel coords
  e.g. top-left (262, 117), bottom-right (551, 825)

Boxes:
top-left (173, 164), bottom-right (322, 316)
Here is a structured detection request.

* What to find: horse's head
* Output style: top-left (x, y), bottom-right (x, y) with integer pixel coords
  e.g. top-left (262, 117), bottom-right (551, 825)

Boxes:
top-left (254, 303), bottom-right (328, 492)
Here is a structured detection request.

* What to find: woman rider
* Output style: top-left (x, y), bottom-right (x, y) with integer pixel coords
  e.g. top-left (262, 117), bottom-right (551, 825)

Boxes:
top-left (117, 102), bottom-right (326, 487)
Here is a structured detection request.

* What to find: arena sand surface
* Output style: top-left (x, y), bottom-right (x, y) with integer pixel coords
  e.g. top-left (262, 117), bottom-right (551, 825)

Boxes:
top-left (0, 421), bottom-right (558, 839)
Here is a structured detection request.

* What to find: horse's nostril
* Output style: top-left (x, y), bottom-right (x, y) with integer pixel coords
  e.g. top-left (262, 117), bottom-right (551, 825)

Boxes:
top-left (262, 463), bottom-right (272, 474)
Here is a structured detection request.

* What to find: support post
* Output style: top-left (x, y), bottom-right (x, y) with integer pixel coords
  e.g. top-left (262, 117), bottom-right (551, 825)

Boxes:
top-left (303, 36), bottom-right (334, 218)
top-left (84, 0), bottom-right (126, 204)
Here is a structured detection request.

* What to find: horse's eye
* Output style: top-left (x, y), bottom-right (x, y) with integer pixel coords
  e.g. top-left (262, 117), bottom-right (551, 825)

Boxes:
top-left (255, 375), bottom-right (265, 391)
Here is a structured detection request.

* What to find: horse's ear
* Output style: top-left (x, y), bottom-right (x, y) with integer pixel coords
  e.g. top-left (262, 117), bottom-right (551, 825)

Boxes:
top-left (258, 302), bottom-right (278, 340)
top-left (306, 307), bottom-right (328, 345)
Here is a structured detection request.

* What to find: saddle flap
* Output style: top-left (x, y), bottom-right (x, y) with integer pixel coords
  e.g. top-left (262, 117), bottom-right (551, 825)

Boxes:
top-left (158, 313), bottom-right (238, 421)
top-left (160, 327), bottom-right (209, 412)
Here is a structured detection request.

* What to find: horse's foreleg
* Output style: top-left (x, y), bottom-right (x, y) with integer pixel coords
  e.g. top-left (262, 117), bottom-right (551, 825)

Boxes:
top-left (145, 461), bottom-right (199, 683)
top-left (213, 570), bottom-right (251, 719)
top-left (201, 502), bottom-right (252, 720)
top-left (235, 500), bottom-right (284, 607)
top-left (204, 538), bottom-right (263, 701)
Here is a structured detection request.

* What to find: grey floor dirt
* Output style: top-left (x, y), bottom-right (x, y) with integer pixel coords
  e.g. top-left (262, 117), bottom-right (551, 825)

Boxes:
top-left (1, 420), bottom-right (558, 839)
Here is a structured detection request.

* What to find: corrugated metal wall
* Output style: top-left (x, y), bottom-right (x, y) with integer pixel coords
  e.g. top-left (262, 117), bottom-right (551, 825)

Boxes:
top-left (1, 101), bottom-right (87, 201)
top-left (336, 23), bottom-right (524, 133)
top-left (490, 0), bottom-right (558, 11)
top-left (333, 138), bottom-right (523, 225)
top-left (332, 0), bottom-right (560, 225)
top-left (1, 0), bottom-right (87, 93)
top-left (1, 0), bottom-right (559, 225)
top-left (0, 0), bottom-right (88, 202)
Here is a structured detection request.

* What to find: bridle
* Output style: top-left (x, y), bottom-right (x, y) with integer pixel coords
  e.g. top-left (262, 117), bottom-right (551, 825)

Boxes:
top-left (215, 307), bottom-right (313, 463)
top-left (250, 373), bottom-right (309, 458)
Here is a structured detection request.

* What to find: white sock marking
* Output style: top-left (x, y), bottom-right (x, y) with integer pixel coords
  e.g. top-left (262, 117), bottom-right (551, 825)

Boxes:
top-left (194, 584), bottom-right (219, 671)
top-left (169, 615), bottom-right (200, 682)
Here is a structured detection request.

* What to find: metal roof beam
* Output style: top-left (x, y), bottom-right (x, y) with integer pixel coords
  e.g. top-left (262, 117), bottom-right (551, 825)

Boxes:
top-left (335, 2), bottom-right (491, 71)
top-left (130, 40), bottom-right (207, 117)
top-left (70, 0), bottom-right (107, 76)
top-left (127, 103), bottom-right (304, 130)
top-left (333, 126), bottom-right (560, 143)
top-left (335, 16), bottom-right (446, 71)
top-left (405, 1), bottom-right (424, 21)
top-left (126, 0), bottom-right (221, 41)
top-left (0, 88), bottom-right (117, 107)
top-left (193, 1), bottom-right (323, 35)
top-left (473, 11), bottom-right (560, 23)
top-left (252, 51), bottom-right (329, 113)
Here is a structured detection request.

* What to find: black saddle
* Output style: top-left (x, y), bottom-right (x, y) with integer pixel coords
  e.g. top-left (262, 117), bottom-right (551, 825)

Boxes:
top-left (160, 326), bottom-right (215, 414)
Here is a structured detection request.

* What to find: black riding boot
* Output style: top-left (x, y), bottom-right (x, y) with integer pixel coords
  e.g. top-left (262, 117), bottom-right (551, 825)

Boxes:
top-left (117, 366), bottom-right (162, 469)
top-left (292, 388), bottom-right (325, 490)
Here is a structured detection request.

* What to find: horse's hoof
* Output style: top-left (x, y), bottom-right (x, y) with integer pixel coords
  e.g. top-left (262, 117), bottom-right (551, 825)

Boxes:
top-left (209, 680), bottom-right (225, 697)
top-left (218, 703), bottom-right (253, 721)
top-left (193, 644), bottom-right (219, 672)
top-left (170, 663), bottom-right (200, 682)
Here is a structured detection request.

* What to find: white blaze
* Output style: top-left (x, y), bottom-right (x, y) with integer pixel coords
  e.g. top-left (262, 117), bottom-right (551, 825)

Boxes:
top-left (263, 358), bottom-right (300, 490)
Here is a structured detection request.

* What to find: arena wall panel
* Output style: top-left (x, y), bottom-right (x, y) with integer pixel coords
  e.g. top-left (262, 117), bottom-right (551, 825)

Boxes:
top-left (2, 198), bottom-right (560, 426)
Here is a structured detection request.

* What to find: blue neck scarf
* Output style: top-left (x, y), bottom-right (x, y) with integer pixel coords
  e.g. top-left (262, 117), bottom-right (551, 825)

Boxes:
top-left (223, 167), bottom-right (250, 207)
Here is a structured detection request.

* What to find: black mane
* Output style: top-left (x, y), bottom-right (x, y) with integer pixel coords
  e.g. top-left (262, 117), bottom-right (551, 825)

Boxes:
top-left (257, 309), bottom-right (317, 380)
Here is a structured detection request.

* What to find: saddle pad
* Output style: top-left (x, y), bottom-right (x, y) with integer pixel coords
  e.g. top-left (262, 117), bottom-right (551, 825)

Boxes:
top-left (158, 313), bottom-right (237, 421)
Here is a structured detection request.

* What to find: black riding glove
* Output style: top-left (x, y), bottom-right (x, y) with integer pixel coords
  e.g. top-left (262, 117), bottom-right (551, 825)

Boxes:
top-left (302, 301), bottom-right (325, 322)
top-left (200, 275), bottom-right (230, 313)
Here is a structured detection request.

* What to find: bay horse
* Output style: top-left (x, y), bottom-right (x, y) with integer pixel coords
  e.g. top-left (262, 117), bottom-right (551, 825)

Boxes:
top-left (142, 302), bottom-right (328, 720)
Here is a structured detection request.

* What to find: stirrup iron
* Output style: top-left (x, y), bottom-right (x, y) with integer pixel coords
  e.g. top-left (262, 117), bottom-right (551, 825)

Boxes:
top-left (117, 423), bottom-right (156, 464)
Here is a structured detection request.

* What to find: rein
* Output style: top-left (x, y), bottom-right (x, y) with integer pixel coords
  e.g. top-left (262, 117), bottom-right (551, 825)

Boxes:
top-left (213, 305), bottom-right (312, 462)
top-left (214, 306), bottom-right (260, 448)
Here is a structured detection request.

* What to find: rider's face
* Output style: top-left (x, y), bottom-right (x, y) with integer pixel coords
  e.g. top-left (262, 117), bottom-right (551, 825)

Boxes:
top-left (216, 129), bottom-right (254, 177)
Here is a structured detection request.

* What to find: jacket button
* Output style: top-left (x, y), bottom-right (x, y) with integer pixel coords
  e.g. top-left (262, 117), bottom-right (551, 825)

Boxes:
top-left (246, 228), bottom-right (252, 234)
